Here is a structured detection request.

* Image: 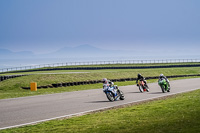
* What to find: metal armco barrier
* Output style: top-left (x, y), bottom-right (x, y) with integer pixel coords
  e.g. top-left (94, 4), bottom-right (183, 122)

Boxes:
top-left (21, 74), bottom-right (200, 89)
top-left (1, 59), bottom-right (200, 73)
top-left (1, 64), bottom-right (200, 74)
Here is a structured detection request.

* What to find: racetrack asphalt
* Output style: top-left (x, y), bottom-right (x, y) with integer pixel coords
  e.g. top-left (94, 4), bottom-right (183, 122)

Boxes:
top-left (0, 78), bottom-right (200, 130)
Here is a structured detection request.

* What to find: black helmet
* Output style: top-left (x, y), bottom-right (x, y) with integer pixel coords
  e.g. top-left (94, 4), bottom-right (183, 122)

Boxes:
top-left (138, 73), bottom-right (141, 77)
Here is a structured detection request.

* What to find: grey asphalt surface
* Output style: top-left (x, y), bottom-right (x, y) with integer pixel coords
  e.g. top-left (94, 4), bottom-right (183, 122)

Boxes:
top-left (0, 78), bottom-right (200, 130)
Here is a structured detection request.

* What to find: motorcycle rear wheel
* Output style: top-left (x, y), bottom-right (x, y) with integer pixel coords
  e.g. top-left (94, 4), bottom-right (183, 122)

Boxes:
top-left (145, 85), bottom-right (150, 92)
top-left (118, 90), bottom-right (125, 100)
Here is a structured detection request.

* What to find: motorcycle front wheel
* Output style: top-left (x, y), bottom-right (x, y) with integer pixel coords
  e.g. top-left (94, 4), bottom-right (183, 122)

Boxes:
top-left (161, 86), bottom-right (166, 93)
top-left (106, 92), bottom-right (115, 102)
top-left (139, 86), bottom-right (144, 93)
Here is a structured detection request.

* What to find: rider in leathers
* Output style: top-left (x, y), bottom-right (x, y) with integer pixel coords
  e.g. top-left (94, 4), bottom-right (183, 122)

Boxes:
top-left (159, 74), bottom-right (170, 89)
top-left (102, 78), bottom-right (116, 96)
top-left (136, 73), bottom-right (147, 86)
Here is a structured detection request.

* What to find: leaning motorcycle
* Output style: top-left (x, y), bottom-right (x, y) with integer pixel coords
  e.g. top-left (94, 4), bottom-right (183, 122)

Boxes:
top-left (103, 85), bottom-right (125, 102)
top-left (138, 80), bottom-right (149, 93)
top-left (158, 78), bottom-right (170, 93)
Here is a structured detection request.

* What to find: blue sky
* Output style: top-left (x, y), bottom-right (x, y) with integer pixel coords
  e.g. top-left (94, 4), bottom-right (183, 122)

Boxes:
top-left (0, 0), bottom-right (200, 54)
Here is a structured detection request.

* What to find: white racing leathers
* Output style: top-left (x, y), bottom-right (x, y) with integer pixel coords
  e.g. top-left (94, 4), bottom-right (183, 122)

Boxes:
top-left (103, 83), bottom-right (117, 96)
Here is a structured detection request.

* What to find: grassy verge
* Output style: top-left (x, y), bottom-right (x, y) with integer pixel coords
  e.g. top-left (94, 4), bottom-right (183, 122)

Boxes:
top-left (0, 67), bottom-right (200, 99)
top-left (1, 62), bottom-right (200, 75)
top-left (2, 88), bottom-right (200, 133)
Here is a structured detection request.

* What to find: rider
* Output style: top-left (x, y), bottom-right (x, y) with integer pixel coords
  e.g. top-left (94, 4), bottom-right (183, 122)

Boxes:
top-left (102, 78), bottom-right (112, 86)
top-left (159, 74), bottom-right (170, 89)
top-left (136, 73), bottom-right (147, 86)
top-left (102, 78), bottom-right (116, 95)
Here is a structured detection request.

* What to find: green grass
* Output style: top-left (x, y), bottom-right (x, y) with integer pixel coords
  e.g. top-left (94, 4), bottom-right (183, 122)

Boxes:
top-left (1, 62), bottom-right (200, 76)
top-left (1, 88), bottom-right (200, 133)
top-left (1, 63), bottom-right (200, 132)
top-left (0, 67), bottom-right (200, 99)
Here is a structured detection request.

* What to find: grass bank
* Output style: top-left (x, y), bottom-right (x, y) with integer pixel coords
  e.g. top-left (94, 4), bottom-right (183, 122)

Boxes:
top-left (2, 88), bottom-right (200, 133)
top-left (1, 62), bottom-right (200, 76)
top-left (0, 67), bottom-right (200, 99)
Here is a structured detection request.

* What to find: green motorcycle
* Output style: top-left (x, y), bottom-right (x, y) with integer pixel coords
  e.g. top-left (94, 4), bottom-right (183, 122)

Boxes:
top-left (158, 78), bottom-right (170, 93)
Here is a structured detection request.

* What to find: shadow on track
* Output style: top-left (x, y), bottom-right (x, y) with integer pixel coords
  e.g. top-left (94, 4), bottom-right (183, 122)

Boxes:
top-left (149, 92), bottom-right (164, 94)
top-left (127, 91), bottom-right (141, 93)
top-left (86, 100), bottom-right (110, 103)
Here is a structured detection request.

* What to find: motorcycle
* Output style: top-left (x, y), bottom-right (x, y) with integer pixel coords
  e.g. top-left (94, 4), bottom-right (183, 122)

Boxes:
top-left (158, 78), bottom-right (170, 93)
top-left (138, 80), bottom-right (149, 93)
top-left (103, 85), bottom-right (125, 102)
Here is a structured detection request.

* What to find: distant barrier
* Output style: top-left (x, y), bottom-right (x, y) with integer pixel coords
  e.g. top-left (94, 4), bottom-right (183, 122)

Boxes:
top-left (21, 74), bottom-right (200, 89)
top-left (0, 75), bottom-right (28, 82)
top-left (0, 59), bottom-right (200, 73)
top-left (1, 64), bottom-right (200, 74)
top-left (1, 64), bottom-right (200, 82)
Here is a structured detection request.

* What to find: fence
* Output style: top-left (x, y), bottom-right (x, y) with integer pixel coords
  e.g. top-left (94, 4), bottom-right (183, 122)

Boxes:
top-left (1, 59), bottom-right (200, 73)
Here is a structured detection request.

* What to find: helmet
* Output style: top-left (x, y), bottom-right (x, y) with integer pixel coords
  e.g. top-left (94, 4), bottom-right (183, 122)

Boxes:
top-left (138, 73), bottom-right (141, 77)
top-left (160, 74), bottom-right (164, 77)
top-left (102, 78), bottom-right (107, 84)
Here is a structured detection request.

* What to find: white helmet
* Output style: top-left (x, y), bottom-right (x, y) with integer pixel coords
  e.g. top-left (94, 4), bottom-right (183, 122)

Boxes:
top-left (160, 74), bottom-right (164, 77)
top-left (102, 78), bottom-right (107, 83)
